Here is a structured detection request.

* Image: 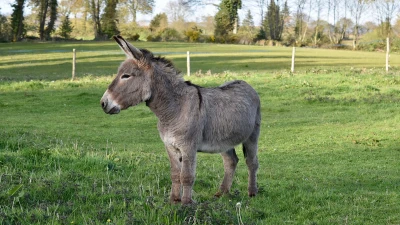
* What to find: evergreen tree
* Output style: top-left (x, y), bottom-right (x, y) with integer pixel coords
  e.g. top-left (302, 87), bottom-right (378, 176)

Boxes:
top-left (266, 0), bottom-right (281, 41)
top-left (10, 0), bottom-right (25, 42)
top-left (242, 10), bottom-right (254, 28)
top-left (101, 0), bottom-right (119, 38)
top-left (59, 14), bottom-right (73, 39)
top-left (214, 0), bottom-right (232, 41)
top-left (262, 0), bottom-right (287, 41)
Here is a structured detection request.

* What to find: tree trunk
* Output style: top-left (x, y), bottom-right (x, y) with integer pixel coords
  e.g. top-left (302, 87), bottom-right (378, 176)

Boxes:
top-left (38, 0), bottom-right (49, 41)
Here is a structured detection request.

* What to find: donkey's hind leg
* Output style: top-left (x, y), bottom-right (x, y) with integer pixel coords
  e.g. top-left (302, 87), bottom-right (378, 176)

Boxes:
top-left (243, 132), bottom-right (259, 197)
top-left (215, 148), bottom-right (239, 197)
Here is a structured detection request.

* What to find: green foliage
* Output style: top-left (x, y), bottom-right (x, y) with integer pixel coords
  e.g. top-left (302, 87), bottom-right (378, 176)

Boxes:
top-left (10, 0), bottom-right (25, 42)
top-left (35, 0), bottom-right (58, 40)
top-left (58, 14), bottom-right (73, 39)
top-left (0, 12), bottom-right (12, 42)
top-left (149, 13), bottom-right (168, 34)
top-left (237, 10), bottom-right (256, 44)
top-left (101, 0), bottom-right (119, 38)
top-left (263, 0), bottom-right (286, 41)
top-left (161, 28), bottom-right (182, 42)
top-left (44, 0), bottom-right (57, 40)
top-left (214, 1), bottom-right (232, 42)
top-left (184, 26), bottom-right (202, 42)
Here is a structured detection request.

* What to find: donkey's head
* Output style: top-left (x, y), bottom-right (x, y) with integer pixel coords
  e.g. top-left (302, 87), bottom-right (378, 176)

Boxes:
top-left (101, 35), bottom-right (152, 114)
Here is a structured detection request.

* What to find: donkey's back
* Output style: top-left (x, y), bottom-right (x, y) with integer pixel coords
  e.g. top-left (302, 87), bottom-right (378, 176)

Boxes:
top-left (197, 80), bottom-right (261, 153)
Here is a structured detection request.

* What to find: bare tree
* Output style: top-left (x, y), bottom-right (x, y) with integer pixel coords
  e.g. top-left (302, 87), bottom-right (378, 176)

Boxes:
top-left (374, 0), bottom-right (399, 38)
top-left (327, 0), bottom-right (350, 45)
top-left (292, 0), bottom-right (308, 45)
top-left (311, 0), bottom-right (324, 46)
top-left (254, 0), bottom-right (267, 25)
top-left (166, 0), bottom-right (192, 22)
top-left (348, 0), bottom-right (370, 49)
top-left (121, 0), bottom-right (155, 24)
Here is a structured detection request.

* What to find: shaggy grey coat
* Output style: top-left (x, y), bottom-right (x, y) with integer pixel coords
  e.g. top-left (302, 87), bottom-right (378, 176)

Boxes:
top-left (101, 35), bottom-right (261, 205)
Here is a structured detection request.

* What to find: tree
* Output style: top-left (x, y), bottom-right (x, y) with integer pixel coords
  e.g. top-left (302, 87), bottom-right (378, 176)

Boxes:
top-left (59, 14), bottom-right (73, 39)
top-left (0, 10), bottom-right (12, 42)
top-left (10, 0), bottom-right (25, 42)
top-left (263, 0), bottom-right (286, 41)
top-left (149, 13), bottom-right (168, 33)
top-left (44, 0), bottom-right (57, 40)
top-left (101, 0), bottom-right (119, 38)
top-left (33, 0), bottom-right (58, 40)
top-left (349, 0), bottom-right (370, 49)
top-left (90, 0), bottom-right (103, 39)
top-left (311, 0), bottom-right (324, 46)
top-left (293, 0), bottom-right (308, 45)
top-left (254, 0), bottom-right (267, 25)
top-left (267, 0), bottom-right (283, 40)
top-left (239, 9), bottom-right (256, 44)
top-left (166, 0), bottom-right (191, 22)
top-left (374, 0), bottom-right (399, 38)
top-left (214, 0), bottom-right (232, 41)
top-left (224, 0), bottom-right (241, 34)
top-left (122, 0), bottom-right (155, 23)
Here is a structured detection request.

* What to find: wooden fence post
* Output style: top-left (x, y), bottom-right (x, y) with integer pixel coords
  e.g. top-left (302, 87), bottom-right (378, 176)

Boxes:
top-left (386, 37), bottom-right (389, 73)
top-left (187, 51), bottom-right (190, 76)
top-left (291, 46), bottom-right (296, 73)
top-left (72, 49), bottom-right (76, 81)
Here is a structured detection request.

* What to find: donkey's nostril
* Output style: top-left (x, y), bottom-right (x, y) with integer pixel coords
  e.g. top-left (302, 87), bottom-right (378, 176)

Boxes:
top-left (101, 101), bottom-right (107, 109)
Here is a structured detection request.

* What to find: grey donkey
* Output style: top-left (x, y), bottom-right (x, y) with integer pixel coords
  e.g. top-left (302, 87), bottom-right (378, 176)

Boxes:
top-left (100, 35), bottom-right (261, 205)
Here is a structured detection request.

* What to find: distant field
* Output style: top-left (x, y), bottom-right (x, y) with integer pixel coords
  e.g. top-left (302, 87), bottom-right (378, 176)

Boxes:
top-left (1, 41), bottom-right (400, 224)
top-left (0, 41), bottom-right (399, 81)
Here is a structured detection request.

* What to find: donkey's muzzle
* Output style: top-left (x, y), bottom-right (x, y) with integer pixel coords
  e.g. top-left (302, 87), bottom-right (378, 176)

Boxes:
top-left (100, 91), bottom-right (121, 114)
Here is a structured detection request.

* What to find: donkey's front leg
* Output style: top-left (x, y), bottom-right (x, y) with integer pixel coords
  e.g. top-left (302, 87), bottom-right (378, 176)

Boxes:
top-left (165, 145), bottom-right (182, 204)
top-left (180, 149), bottom-right (197, 205)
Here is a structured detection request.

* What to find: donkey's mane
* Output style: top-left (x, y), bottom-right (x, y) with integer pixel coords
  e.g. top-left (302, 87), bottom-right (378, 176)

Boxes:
top-left (140, 48), bottom-right (183, 81)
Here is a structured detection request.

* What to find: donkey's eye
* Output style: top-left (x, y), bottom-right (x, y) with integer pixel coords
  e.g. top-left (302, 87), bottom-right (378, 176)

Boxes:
top-left (121, 74), bottom-right (131, 79)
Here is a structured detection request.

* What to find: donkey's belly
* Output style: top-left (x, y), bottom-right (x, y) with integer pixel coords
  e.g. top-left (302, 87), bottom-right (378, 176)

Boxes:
top-left (197, 142), bottom-right (235, 153)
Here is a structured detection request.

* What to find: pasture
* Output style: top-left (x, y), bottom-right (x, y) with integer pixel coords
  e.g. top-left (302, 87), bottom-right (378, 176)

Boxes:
top-left (1, 41), bottom-right (400, 224)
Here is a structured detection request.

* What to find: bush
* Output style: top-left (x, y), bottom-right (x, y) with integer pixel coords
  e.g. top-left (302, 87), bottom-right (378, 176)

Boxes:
top-left (127, 33), bottom-right (140, 41)
top-left (184, 26), bottom-right (202, 42)
top-left (146, 34), bottom-right (161, 42)
top-left (160, 28), bottom-right (182, 41)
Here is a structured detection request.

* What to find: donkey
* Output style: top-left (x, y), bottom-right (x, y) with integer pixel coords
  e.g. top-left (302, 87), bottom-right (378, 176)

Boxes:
top-left (100, 35), bottom-right (261, 205)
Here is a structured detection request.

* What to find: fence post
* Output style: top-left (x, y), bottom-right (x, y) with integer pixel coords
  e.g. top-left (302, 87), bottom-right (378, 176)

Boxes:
top-left (72, 49), bottom-right (76, 81)
top-left (386, 37), bottom-right (389, 73)
top-left (291, 46), bottom-right (296, 73)
top-left (187, 51), bottom-right (190, 76)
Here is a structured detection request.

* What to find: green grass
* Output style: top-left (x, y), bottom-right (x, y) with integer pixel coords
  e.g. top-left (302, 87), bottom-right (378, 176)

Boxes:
top-left (1, 41), bottom-right (400, 224)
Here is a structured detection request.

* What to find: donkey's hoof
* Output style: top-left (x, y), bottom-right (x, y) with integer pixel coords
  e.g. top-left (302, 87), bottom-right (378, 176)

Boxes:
top-left (214, 192), bottom-right (223, 198)
top-left (170, 197), bottom-right (181, 204)
top-left (182, 198), bottom-right (196, 205)
top-left (214, 189), bottom-right (229, 198)
top-left (248, 187), bottom-right (258, 197)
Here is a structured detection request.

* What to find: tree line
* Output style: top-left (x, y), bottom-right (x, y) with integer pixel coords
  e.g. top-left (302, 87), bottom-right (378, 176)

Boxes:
top-left (0, 0), bottom-right (399, 51)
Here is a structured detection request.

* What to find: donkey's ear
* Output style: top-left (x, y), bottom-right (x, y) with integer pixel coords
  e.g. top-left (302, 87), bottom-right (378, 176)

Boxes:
top-left (113, 35), bottom-right (143, 60)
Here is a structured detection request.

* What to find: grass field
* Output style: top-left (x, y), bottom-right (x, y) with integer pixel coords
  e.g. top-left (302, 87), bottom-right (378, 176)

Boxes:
top-left (1, 41), bottom-right (400, 224)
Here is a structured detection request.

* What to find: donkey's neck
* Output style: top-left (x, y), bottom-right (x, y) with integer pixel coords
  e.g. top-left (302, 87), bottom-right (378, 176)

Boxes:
top-left (145, 73), bottom-right (186, 123)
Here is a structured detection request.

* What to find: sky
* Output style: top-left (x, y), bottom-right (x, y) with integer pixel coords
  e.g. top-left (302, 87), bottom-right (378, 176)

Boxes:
top-left (0, 0), bottom-right (260, 26)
